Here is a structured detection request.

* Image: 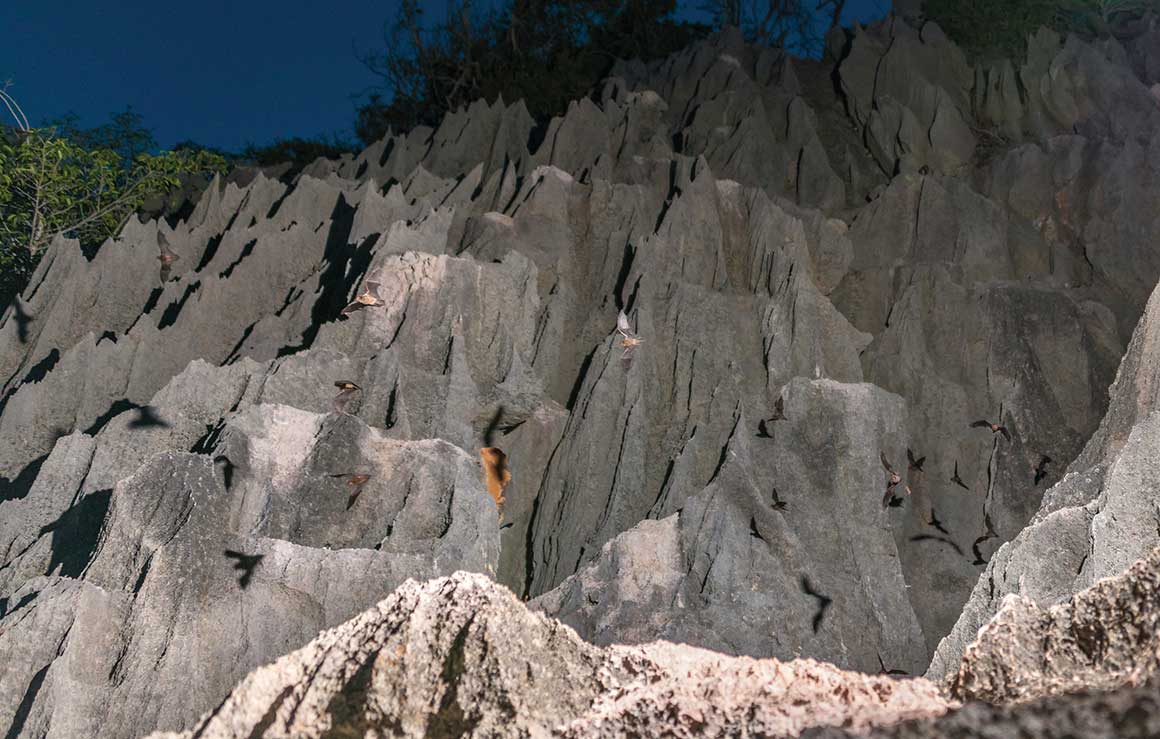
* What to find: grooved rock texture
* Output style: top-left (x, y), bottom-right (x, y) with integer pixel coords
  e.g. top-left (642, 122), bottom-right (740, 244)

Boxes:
top-left (141, 572), bottom-right (952, 739)
top-left (3, 10), bottom-right (1160, 739)
top-left (145, 545), bottom-right (1160, 738)
top-left (927, 278), bottom-right (1160, 681)
top-left (804, 547), bottom-right (1160, 739)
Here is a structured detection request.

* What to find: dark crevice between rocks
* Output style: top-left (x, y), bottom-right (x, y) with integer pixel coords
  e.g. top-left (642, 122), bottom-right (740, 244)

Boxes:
top-left (38, 488), bottom-right (112, 578)
top-left (218, 239), bottom-right (257, 281)
top-left (0, 454), bottom-right (49, 504)
top-left (79, 240), bottom-right (102, 261)
top-left (623, 275), bottom-right (643, 316)
top-left (265, 188), bottom-right (293, 220)
top-left (195, 234), bottom-right (226, 272)
top-left (0, 348), bottom-right (62, 422)
top-left (243, 684), bottom-right (295, 739)
top-left (652, 160), bottom-right (681, 233)
top-left (426, 615), bottom-right (481, 739)
top-left (273, 287), bottom-right (300, 318)
top-left (191, 420), bottom-right (227, 455)
top-left (384, 380), bottom-right (399, 430)
top-left (612, 240), bottom-right (636, 311)
top-left (521, 468), bottom-right (550, 599)
top-left (23, 252), bottom-right (54, 303)
top-left (223, 321), bottom-right (258, 365)
top-left (275, 197), bottom-right (372, 358)
top-left (84, 398), bottom-right (140, 436)
top-left (141, 286), bottom-right (164, 316)
top-left (648, 453), bottom-right (681, 518)
top-left (158, 281), bottom-right (203, 330)
top-left (0, 590), bottom-right (38, 619)
top-left (4, 663), bottom-right (49, 739)
top-left (322, 650), bottom-right (386, 738)
top-left (565, 346), bottom-right (599, 412)
top-left (377, 138), bottom-right (396, 168)
top-left (527, 119), bottom-right (551, 158)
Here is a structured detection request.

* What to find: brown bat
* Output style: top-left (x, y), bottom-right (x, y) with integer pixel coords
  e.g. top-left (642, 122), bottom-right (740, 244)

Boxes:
top-left (950, 460), bottom-right (969, 490)
top-left (341, 281), bottom-right (384, 315)
top-left (1034, 454), bottom-right (1052, 485)
top-left (971, 419), bottom-right (1011, 442)
top-left (615, 309), bottom-right (644, 369)
top-left (328, 473), bottom-right (371, 509)
top-left (333, 381), bottom-right (361, 414)
top-left (880, 452), bottom-right (911, 507)
top-left (480, 447), bottom-right (511, 516)
top-left (158, 232), bottom-right (180, 283)
top-left (907, 448), bottom-right (925, 472)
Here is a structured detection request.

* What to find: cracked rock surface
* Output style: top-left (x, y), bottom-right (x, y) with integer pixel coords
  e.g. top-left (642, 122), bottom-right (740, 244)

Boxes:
top-left (3, 9), bottom-right (1160, 739)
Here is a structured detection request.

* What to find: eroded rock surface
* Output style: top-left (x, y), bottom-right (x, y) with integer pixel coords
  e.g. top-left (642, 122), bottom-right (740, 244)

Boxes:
top-left (142, 572), bottom-right (952, 739)
top-left (3, 9), bottom-right (1160, 738)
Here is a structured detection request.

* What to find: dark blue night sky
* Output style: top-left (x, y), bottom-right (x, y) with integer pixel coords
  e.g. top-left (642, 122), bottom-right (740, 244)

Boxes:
top-left (1, 1), bottom-right (888, 152)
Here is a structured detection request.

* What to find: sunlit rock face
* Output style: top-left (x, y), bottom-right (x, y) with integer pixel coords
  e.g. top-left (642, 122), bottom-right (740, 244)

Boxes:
top-left (4, 11), bottom-right (1160, 739)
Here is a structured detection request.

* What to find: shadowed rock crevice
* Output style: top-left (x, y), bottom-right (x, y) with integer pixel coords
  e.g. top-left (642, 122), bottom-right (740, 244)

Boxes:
top-left (3, 11), bottom-right (1160, 739)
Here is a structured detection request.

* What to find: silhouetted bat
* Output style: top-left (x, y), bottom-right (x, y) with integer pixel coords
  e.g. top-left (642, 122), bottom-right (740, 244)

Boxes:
top-left (223, 549), bottom-right (263, 589)
top-left (341, 281), bottom-right (384, 315)
top-left (927, 507), bottom-right (950, 536)
top-left (907, 448), bottom-right (925, 472)
top-left (749, 516), bottom-right (765, 541)
top-left (971, 419), bottom-right (1011, 442)
top-left (128, 405), bottom-right (169, 429)
top-left (157, 232), bottom-right (179, 283)
top-left (950, 460), bottom-right (969, 490)
top-left (332, 381), bottom-right (361, 414)
top-left (1034, 454), bottom-right (1052, 485)
top-left (771, 487), bottom-right (787, 511)
top-left (909, 534), bottom-right (964, 557)
top-left (756, 397), bottom-right (786, 438)
top-left (801, 575), bottom-right (832, 633)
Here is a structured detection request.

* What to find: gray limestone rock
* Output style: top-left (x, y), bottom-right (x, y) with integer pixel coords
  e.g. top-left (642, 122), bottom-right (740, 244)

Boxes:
top-left (140, 572), bottom-right (951, 739)
top-left (2, 12), bottom-right (1160, 737)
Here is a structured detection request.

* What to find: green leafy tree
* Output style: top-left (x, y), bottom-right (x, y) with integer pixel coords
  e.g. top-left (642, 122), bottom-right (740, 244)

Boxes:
top-left (1, 130), bottom-right (224, 255)
top-left (1, 95), bottom-right (226, 304)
